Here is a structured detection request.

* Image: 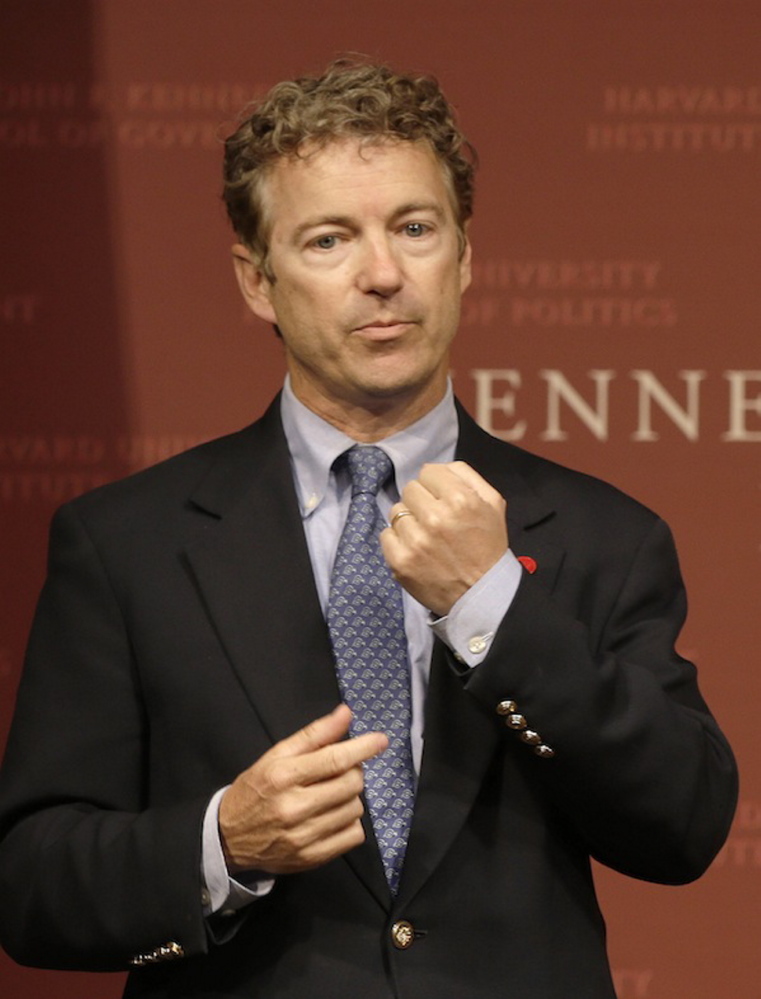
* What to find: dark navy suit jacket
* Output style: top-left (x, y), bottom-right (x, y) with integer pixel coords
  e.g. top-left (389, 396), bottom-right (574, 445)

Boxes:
top-left (0, 397), bottom-right (738, 998)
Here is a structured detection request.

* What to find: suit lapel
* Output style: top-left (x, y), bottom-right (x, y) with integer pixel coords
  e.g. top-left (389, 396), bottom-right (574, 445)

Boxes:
top-left (183, 400), bottom-right (341, 742)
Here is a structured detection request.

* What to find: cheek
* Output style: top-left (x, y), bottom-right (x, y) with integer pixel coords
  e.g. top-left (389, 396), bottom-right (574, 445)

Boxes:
top-left (284, 275), bottom-right (342, 315)
top-left (276, 290), bottom-right (345, 355)
top-left (435, 268), bottom-right (465, 313)
top-left (270, 281), bottom-right (315, 328)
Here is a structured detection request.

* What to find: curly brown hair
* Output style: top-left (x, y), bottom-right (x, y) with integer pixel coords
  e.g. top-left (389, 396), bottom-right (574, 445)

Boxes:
top-left (222, 57), bottom-right (476, 276)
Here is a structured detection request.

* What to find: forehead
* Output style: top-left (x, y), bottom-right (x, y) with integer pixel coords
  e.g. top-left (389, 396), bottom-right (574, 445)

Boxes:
top-left (260, 138), bottom-right (457, 231)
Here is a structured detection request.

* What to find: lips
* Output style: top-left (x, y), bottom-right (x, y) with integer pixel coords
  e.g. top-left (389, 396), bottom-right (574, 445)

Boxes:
top-left (353, 319), bottom-right (415, 340)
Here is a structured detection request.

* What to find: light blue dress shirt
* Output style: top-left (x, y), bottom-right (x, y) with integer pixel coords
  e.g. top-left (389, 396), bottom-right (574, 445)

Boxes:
top-left (202, 379), bottom-right (522, 914)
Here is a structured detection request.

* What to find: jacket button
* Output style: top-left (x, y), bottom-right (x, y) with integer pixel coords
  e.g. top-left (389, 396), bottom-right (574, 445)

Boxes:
top-left (391, 920), bottom-right (415, 949)
top-left (496, 699), bottom-right (517, 716)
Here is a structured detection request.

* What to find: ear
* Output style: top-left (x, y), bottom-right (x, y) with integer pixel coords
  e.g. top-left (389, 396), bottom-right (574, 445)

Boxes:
top-left (458, 233), bottom-right (473, 294)
top-left (231, 243), bottom-right (277, 324)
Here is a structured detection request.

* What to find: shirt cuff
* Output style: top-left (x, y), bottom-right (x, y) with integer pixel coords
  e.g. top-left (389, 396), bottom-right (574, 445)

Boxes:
top-left (430, 550), bottom-right (522, 668)
top-left (201, 787), bottom-right (276, 915)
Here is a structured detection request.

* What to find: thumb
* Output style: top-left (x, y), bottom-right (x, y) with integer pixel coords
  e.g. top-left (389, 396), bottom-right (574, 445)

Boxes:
top-left (268, 703), bottom-right (353, 760)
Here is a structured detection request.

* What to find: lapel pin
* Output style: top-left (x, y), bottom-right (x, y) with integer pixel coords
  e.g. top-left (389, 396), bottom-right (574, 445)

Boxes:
top-left (517, 555), bottom-right (537, 574)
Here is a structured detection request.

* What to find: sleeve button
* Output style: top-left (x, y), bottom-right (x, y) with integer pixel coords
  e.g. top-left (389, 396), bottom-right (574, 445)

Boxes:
top-left (520, 730), bottom-right (542, 746)
top-left (506, 713), bottom-right (528, 730)
top-left (496, 699), bottom-right (518, 716)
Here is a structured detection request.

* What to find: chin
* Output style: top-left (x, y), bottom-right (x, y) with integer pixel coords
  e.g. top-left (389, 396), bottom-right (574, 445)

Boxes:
top-left (353, 373), bottom-right (441, 406)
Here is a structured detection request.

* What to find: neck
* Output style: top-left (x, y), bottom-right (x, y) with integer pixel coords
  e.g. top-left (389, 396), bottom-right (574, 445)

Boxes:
top-left (289, 378), bottom-right (448, 443)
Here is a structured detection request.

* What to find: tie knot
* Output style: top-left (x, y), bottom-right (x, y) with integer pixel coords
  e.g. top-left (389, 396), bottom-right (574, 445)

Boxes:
top-left (343, 445), bottom-right (393, 498)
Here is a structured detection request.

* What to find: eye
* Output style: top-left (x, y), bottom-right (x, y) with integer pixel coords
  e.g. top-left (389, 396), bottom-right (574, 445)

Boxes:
top-left (403, 222), bottom-right (429, 238)
top-left (311, 233), bottom-right (340, 250)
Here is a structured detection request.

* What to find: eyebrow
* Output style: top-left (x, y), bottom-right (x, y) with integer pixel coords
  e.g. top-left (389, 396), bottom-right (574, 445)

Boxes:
top-left (290, 201), bottom-right (448, 244)
top-left (391, 201), bottom-right (447, 223)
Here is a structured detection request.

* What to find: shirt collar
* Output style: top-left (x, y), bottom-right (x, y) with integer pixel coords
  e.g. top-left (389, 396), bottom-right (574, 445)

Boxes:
top-left (280, 376), bottom-right (458, 518)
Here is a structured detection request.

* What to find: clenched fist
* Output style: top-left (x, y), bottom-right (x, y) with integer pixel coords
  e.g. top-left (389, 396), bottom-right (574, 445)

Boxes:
top-left (381, 461), bottom-right (508, 617)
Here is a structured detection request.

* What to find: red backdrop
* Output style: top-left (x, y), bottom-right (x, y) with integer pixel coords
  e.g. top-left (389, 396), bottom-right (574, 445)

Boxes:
top-left (1, 2), bottom-right (758, 997)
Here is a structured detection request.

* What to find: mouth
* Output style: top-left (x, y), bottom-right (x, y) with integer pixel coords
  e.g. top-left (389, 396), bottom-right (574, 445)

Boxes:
top-left (353, 320), bottom-right (416, 341)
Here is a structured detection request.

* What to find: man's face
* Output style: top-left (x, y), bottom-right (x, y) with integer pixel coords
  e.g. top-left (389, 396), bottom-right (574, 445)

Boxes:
top-left (234, 138), bottom-right (471, 429)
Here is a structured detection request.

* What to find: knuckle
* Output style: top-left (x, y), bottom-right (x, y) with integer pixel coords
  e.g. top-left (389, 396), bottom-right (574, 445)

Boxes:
top-left (261, 761), bottom-right (289, 795)
top-left (350, 796), bottom-right (365, 820)
top-left (350, 818), bottom-right (367, 844)
top-left (450, 490), bottom-right (470, 511)
top-left (350, 765), bottom-right (365, 791)
top-left (425, 508), bottom-right (442, 530)
top-left (323, 743), bottom-right (345, 774)
top-left (342, 768), bottom-right (364, 798)
top-left (268, 795), bottom-right (290, 825)
top-left (284, 823), bottom-right (310, 852)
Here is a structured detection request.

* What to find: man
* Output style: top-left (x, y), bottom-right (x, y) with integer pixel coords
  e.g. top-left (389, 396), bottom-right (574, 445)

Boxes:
top-left (0, 60), bottom-right (738, 998)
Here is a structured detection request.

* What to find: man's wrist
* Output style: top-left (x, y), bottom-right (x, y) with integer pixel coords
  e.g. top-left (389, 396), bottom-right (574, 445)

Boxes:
top-left (430, 550), bottom-right (522, 667)
top-left (202, 787), bottom-right (274, 915)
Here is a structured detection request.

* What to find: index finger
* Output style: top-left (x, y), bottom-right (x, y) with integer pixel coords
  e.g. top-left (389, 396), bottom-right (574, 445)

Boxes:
top-left (267, 705), bottom-right (388, 775)
top-left (298, 731), bottom-right (390, 786)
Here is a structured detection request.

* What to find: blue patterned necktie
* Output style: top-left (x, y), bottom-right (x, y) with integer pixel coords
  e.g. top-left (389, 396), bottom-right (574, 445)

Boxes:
top-left (327, 445), bottom-right (415, 895)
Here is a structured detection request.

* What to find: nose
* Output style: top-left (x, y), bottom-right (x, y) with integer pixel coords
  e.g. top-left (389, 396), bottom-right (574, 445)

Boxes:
top-left (356, 235), bottom-right (403, 297)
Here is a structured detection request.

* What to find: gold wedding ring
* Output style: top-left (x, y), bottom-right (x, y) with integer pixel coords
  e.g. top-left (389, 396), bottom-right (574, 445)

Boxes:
top-left (390, 509), bottom-right (414, 529)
